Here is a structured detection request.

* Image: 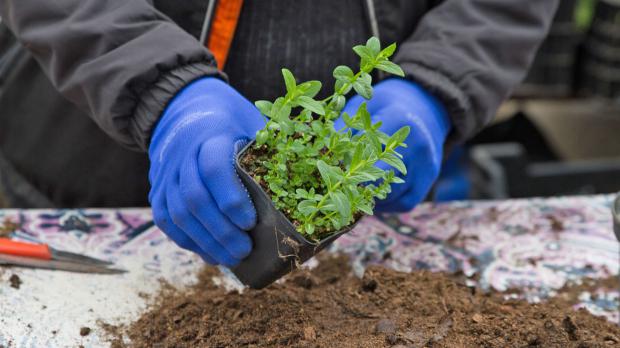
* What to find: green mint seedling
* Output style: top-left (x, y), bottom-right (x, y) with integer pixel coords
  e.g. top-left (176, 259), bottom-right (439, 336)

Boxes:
top-left (242, 37), bottom-right (409, 240)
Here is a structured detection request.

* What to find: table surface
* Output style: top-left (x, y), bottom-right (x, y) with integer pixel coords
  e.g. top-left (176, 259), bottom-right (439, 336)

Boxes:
top-left (0, 195), bottom-right (618, 347)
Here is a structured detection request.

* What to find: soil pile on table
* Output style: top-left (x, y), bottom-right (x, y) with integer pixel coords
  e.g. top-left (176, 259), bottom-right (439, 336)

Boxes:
top-left (120, 255), bottom-right (620, 348)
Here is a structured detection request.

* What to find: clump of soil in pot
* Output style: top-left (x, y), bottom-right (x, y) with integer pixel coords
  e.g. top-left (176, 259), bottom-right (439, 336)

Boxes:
top-left (113, 255), bottom-right (620, 347)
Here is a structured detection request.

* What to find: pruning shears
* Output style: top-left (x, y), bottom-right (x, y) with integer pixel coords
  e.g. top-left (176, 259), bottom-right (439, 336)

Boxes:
top-left (0, 237), bottom-right (126, 274)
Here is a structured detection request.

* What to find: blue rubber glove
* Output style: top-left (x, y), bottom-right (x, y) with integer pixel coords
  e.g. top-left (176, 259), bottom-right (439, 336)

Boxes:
top-left (148, 77), bottom-right (264, 267)
top-left (339, 78), bottom-right (452, 212)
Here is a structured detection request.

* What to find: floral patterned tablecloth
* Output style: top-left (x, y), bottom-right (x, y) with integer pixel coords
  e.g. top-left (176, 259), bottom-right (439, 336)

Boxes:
top-left (0, 195), bottom-right (618, 347)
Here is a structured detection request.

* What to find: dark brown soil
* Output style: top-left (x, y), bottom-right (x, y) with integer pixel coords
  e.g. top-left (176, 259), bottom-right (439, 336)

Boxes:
top-left (79, 327), bottom-right (91, 336)
top-left (239, 143), bottom-right (272, 195)
top-left (9, 274), bottom-right (21, 289)
top-left (111, 255), bottom-right (620, 347)
top-left (98, 320), bottom-right (125, 348)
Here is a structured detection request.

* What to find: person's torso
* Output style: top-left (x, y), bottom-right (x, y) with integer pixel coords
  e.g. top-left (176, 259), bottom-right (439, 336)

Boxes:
top-left (0, 0), bottom-right (434, 207)
top-left (157, 0), bottom-right (433, 101)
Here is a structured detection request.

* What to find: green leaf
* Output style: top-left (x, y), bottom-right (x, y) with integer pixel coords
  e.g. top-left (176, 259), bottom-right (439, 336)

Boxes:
top-left (366, 37), bottom-right (381, 56)
top-left (255, 100), bottom-right (273, 117)
top-left (316, 160), bottom-right (343, 189)
top-left (357, 201), bottom-right (374, 215)
top-left (271, 101), bottom-right (292, 124)
top-left (360, 71), bottom-right (372, 85)
top-left (328, 133), bottom-right (338, 150)
top-left (366, 131), bottom-right (383, 154)
top-left (380, 43), bottom-right (397, 58)
top-left (267, 124), bottom-right (280, 133)
top-left (282, 68), bottom-right (297, 93)
top-left (304, 223), bottom-right (315, 235)
top-left (335, 79), bottom-right (353, 94)
top-left (351, 143), bottom-right (364, 167)
top-left (298, 80), bottom-right (322, 98)
top-left (347, 172), bottom-right (378, 184)
top-left (311, 120), bottom-right (325, 134)
top-left (332, 138), bottom-right (352, 157)
top-left (298, 200), bottom-right (318, 216)
top-left (342, 112), bottom-right (364, 131)
top-left (329, 191), bottom-right (351, 224)
top-left (387, 126), bottom-right (410, 149)
top-left (381, 153), bottom-right (407, 175)
top-left (353, 73), bottom-right (373, 99)
top-left (271, 98), bottom-right (291, 120)
top-left (312, 193), bottom-right (322, 202)
top-left (374, 186), bottom-right (390, 200)
top-left (376, 61), bottom-right (405, 77)
top-left (352, 45), bottom-right (374, 61)
top-left (353, 80), bottom-right (373, 99)
top-left (277, 104), bottom-right (292, 120)
top-left (360, 57), bottom-right (373, 72)
top-left (376, 129), bottom-right (390, 145)
top-left (297, 96), bottom-right (325, 115)
top-left (299, 109), bottom-right (313, 122)
top-left (362, 142), bottom-right (377, 161)
top-left (332, 95), bottom-right (346, 111)
top-left (357, 103), bottom-right (372, 129)
top-left (391, 176), bottom-right (405, 184)
top-left (294, 122), bottom-right (311, 134)
top-left (333, 65), bottom-right (354, 81)
top-left (256, 129), bottom-right (268, 145)
top-left (361, 165), bottom-right (385, 181)
top-left (279, 119), bottom-right (295, 135)
top-left (330, 215), bottom-right (344, 230)
top-left (295, 188), bottom-right (309, 198)
top-left (342, 112), bottom-right (354, 129)
top-left (269, 182), bottom-right (287, 197)
top-left (320, 202), bottom-right (336, 213)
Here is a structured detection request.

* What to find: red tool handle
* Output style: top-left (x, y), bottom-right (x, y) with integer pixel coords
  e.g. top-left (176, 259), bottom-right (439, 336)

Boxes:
top-left (0, 238), bottom-right (52, 260)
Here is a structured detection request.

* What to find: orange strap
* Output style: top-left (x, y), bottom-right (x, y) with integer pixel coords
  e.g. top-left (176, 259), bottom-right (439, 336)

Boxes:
top-left (207, 0), bottom-right (244, 70)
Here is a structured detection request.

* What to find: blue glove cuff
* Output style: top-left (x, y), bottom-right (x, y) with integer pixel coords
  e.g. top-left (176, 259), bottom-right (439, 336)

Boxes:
top-left (151, 77), bottom-right (225, 153)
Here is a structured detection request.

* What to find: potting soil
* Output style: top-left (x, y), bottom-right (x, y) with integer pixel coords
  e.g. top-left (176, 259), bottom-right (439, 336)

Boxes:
top-left (110, 255), bottom-right (620, 347)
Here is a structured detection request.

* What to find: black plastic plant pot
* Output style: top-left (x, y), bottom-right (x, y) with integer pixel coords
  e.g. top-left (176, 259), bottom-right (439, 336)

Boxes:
top-left (231, 141), bottom-right (356, 289)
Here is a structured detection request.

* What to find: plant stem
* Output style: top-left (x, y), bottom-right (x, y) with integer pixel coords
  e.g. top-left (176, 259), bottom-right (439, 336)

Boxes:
top-left (315, 210), bottom-right (338, 228)
top-left (321, 69), bottom-right (366, 104)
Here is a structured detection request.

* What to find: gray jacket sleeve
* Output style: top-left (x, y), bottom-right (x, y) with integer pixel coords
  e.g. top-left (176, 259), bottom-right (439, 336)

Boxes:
top-left (0, 0), bottom-right (224, 151)
top-left (394, 0), bottom-right (560, 143)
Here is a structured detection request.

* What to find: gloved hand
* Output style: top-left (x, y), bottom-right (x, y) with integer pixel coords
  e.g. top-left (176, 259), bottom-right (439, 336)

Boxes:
top-left (148, 77), bottom-right (264, 267)
top-left (339, 78), bottom-right (452, 212)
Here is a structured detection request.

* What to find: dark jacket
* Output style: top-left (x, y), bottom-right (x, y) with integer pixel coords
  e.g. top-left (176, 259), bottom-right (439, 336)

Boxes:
top-left (0, 0), bottom-right (559, 207)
